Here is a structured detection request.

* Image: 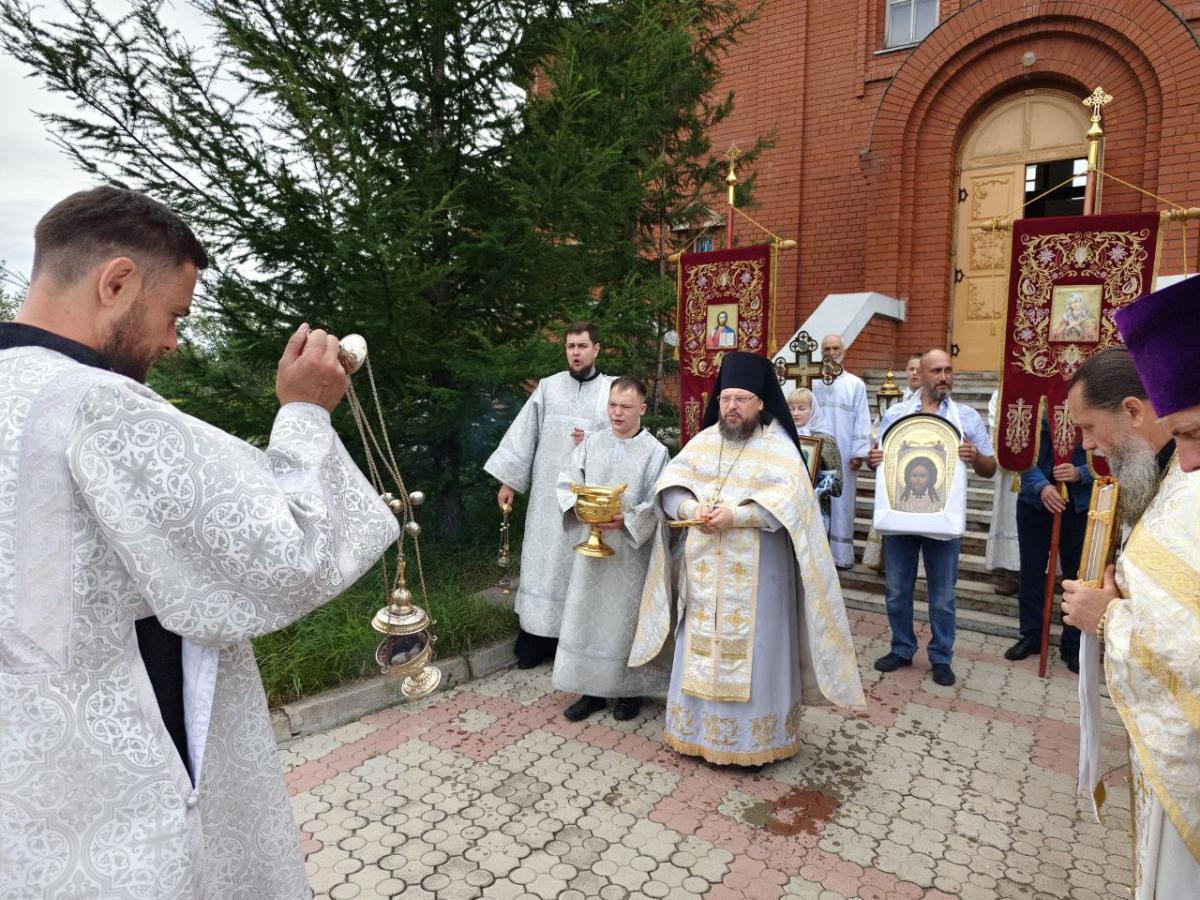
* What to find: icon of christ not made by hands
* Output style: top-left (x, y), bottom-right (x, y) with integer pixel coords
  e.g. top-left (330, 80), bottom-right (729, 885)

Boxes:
top-left (895, 455), bottom-right (944, 513)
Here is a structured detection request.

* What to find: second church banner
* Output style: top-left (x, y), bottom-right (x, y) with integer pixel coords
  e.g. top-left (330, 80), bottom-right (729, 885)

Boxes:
top-left (677, 244), bottom-right (773, 445)
top-left (996, 212), bottom-right (1161, 471)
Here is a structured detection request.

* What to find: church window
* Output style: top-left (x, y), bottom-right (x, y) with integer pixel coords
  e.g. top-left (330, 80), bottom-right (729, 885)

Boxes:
top-left (884, 0), bottom-right (939, 49)
top-left (1024, 157), bottom-right (1087, 218)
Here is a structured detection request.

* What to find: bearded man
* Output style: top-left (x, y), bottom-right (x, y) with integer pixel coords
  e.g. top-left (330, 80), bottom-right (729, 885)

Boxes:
top-left (630, 352), bottom-right (863, 766)
top-left (486, 322), bottom-right (614, 667)
top-left (869, 349), bottom-right (995, 687)
top-left (0, 188), bottom-right (397, 898)
top-left (1062, 335), bottom-right (1199, 896)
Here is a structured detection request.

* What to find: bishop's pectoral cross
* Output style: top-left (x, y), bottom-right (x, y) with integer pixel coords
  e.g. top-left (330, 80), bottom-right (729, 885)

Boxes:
top-left (774, 330), bottom-right (843, 387)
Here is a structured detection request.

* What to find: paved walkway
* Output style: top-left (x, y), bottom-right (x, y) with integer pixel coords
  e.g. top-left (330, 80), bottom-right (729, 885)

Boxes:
top-left (282, 610), bottom-right (1133, 900)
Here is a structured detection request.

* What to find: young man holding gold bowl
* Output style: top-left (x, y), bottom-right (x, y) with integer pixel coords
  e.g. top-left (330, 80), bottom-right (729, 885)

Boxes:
top-left (553, 377), bottom-right (669, 722)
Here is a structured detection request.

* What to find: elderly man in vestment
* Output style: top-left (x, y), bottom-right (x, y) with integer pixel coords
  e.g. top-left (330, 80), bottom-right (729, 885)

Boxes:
top-left (630, 353), bottom-right (864, 766)
top-left (0, 188), bottom-right (397, 899)
top-left (1062, 287), bottom-right (1200, 896)
top-left (553, 377), bottom-right (669, 722)
top-left (813, 333), bottom-right (872, 568)
top-left (486, 322), bottom-right (614, 668)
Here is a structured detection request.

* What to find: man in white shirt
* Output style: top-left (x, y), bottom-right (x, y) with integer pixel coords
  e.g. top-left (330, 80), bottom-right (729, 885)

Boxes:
top-left (868, 349), bottom-right (996, 687)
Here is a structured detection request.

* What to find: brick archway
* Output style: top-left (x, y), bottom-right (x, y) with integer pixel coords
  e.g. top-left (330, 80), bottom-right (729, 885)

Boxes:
top-left (857, 0), bottom-right (1200, 360)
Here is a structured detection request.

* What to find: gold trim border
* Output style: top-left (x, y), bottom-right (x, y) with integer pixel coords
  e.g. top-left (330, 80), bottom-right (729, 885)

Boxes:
top-left (661, 730), bottom-right (801, 766)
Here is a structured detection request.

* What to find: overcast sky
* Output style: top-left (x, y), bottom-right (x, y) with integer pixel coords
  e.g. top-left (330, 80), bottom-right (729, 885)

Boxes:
top-left (0, 1), bottom-right (212, 280)
top-left (0, 48), bottom-right (92, 280)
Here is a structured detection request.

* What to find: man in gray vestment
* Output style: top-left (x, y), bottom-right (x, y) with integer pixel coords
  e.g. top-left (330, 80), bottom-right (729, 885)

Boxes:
top-left (553, 377), bottom-right (669, 722)
top-left (630, 353), bottom-right (864, 767)
top-left (486, 322), bottom-right (614, 667)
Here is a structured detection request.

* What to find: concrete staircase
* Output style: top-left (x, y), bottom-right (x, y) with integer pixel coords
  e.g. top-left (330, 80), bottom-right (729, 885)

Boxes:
top-left (835, 370), bottom-right (1054, 642)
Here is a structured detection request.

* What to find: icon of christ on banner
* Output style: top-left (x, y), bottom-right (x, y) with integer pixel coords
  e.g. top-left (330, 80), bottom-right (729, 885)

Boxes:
top-left (676, 245), bottom-right (774, 445)
top-left (705, 306), bottom-right (738, 349)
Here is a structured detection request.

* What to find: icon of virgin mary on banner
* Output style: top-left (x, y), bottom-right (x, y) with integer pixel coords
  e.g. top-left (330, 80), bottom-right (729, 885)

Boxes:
top-left (677, 245), bottom-right (774, 445)
top-left (996, 212), bottom-right (1162, 471)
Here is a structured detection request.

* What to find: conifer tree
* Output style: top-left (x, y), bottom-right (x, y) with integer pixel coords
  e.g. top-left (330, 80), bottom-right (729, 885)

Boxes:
top-left (1, 0), bottom-right (765, 537)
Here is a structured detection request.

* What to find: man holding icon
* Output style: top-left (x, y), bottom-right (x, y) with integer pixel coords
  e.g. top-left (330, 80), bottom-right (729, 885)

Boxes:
top-left (869, 348), bottom-right (996, 687)
top-left (1062, 285), bottom-right (1200, 895)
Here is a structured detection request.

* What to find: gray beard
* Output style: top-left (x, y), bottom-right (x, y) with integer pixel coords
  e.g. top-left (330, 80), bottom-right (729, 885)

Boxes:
top-left (718, 416), bottom-right (759, 442)
top-left (1107, 433), bottom-right (1161, 527)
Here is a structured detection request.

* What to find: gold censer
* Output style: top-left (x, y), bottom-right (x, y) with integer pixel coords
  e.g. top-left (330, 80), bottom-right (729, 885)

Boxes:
top-left (340, 334), bottom-right (441, 699)
top-left (570, 483), bottom-right (627, 558)
top-left (497, 501), bottom-right (513, 594)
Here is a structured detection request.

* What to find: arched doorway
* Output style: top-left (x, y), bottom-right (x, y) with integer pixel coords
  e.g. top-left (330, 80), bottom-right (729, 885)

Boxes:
top-left (951, 90), bottom-right (1091, 371)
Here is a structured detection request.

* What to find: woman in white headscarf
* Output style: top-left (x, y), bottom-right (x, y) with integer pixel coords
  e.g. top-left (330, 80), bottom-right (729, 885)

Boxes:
top-left (788, 387), bottom-right (843, 535)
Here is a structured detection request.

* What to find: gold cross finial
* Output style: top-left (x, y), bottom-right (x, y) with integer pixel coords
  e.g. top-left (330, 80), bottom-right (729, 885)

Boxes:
top-left (1083, 86), bottom-right (1113, 139)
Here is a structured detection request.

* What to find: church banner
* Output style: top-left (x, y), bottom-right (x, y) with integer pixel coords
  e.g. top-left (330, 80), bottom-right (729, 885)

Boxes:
top-left (996, 212), bottom-right (1161, 471)
top-left (677, 244), bottom-right (773, 445)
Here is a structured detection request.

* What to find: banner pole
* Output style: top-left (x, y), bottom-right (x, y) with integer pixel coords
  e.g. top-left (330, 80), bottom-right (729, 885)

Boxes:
top-left (1038, 86), bottom-right (1111, 678)
top-left (725, 144), bottom-right (738, 249)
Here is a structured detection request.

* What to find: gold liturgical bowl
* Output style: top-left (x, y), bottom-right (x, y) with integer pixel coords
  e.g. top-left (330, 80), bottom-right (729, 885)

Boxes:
top-left (571, 482), bottom-right (627, 558)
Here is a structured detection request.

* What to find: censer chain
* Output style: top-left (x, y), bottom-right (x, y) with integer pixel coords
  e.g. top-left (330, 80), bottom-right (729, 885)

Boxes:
top-left (345, 364), bottom-right (427, 599)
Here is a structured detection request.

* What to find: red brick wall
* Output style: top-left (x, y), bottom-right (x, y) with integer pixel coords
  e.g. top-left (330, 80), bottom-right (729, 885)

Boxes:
top-left (705, 0), bottom-right (1200, 371)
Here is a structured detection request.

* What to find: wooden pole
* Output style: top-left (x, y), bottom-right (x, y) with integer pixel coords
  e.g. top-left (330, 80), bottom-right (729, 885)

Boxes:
top-left (1038, 87), bottom-right (1110, 677)
top-left (1037, 513), bottom-right (1062, 677)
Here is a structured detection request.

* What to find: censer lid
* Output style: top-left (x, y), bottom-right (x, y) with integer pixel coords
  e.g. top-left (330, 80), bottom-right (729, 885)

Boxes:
top-left (372, 603), bottom-right (431, 636)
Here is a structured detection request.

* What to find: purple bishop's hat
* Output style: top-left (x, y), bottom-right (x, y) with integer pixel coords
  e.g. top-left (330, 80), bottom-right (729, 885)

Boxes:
top-left (1113, 273), bottom-right (1200, 416)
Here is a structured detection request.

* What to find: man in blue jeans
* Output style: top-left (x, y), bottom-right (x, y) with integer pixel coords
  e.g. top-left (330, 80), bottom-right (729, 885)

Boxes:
top-left (868, 349), bottom-right (997, 686)
top-left (1004, 416), bottom-right (1090, 672)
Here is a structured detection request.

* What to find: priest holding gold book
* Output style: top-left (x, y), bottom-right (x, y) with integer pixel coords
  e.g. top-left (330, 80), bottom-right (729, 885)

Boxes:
top-left (1062, 278), bottom-right (1200, 898)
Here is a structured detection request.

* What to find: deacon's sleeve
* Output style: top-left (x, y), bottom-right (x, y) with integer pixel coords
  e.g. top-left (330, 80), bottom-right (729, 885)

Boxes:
top-left (67, 379), bottom-right (399, 646)
top-left (852, 382), bottom-right (872, 458)
top-left (483, 381), bottom-right (544, 494)
top-left (621, 444), bottom-right (669, 549)
top-left (555, 438), bottom-right (589, 514)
